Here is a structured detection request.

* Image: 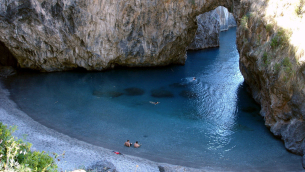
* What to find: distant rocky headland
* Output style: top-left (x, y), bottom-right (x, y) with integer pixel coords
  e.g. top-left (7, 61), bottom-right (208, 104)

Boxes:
top-left (1, 0), bottom-right (305, 169)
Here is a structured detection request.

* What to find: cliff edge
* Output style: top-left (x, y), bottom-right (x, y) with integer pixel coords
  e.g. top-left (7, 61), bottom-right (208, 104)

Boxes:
top-left (236, 0), bottom-right (305, 167)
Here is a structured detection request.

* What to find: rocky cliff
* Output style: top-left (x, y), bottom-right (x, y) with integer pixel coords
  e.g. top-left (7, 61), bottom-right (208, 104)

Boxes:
top-left (1, 0), bottom-right (305, 168)
top-left (188, 6), bottom-right (236, 50)
top-left (235, 0), bottom-right (305, 167)
top-left (187, 9), bottom-right (220, 50)
top-left (0, 0), bottom-right (234, 72)
top-left (216, 6), bottom-right (236, 31)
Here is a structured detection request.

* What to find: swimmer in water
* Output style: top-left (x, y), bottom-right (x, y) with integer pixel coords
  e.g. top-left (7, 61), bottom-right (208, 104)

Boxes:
top-left (124, 140), bottom-right (132, 147)
top-left (149, 101), bottom-right (160, 105)
top-left (193, 77), bottom-right (196, 81)
top-left (134, 141), bottom-right (141, 148)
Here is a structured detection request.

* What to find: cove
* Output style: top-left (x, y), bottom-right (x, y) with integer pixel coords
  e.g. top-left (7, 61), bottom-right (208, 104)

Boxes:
top-left (3, 28), bottom-right (303, 171)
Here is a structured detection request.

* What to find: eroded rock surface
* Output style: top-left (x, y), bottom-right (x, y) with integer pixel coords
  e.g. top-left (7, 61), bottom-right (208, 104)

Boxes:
top-left (188, 6), bottom-right (236, 50)
top-left (0, 0), bottom-right (233, 71)
top-left (236, 0), bottom-right (305, 167)
top-left (216, 6), bottom-right (236, 31)
top-left (187, 9), bottom-right (220, 50)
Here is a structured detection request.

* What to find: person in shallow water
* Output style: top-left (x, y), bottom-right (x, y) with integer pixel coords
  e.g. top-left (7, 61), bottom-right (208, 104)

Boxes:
top-left (124, 140), bottom-right (132, 147)
top-left (134, 141), bottom-right (141, 148)
top-left (149, 101), bottom-right (160, 105)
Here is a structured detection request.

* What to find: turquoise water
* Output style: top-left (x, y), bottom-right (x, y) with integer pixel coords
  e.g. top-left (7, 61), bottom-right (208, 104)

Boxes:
top-left (3, 28), bottom-right (303, 171)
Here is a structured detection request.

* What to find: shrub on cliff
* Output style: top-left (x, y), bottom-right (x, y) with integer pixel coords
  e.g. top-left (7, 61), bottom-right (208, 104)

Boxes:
top-left (262, 52), bottom-right (271, 66)
top-left (0, 123), bottom-right (58, 172)
top-left (270, 28), bottom-right (291, 49)
top-left (282, 57), bottom-right (293, 74)
top-left (266, 23), bottom-right (273, 34)
top-left (295, 0), bottom-right (304, 16)
top-left (241, 15), bottom-right (249, 29)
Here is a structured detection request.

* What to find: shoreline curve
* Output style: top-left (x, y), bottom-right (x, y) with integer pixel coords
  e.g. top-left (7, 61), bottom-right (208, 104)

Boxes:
top-left (0, 80), bottom-right (217, 172)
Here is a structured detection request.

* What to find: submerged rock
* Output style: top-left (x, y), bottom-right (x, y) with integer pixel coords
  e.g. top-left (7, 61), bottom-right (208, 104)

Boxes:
top-left (151, 88), bottom-right (174, 98)
top-left (179, 90), bottom-right (200, 99)
top-left (93, 90), bottom-right (123, 98)
top-left (124, 87), bottom-right (145, 96)
top-left (169, 82), bottom-right (187, 88)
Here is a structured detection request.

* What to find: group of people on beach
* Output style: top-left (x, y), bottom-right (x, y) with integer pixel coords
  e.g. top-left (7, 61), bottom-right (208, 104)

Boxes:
top-left (124, 140), bottom-right (141, 148)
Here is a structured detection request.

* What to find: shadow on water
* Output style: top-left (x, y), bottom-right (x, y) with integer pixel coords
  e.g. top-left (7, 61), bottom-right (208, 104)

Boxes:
top-left (236, 82), bottom-right (261, 116)
top-left (124, 87), bottom-right (145, 96)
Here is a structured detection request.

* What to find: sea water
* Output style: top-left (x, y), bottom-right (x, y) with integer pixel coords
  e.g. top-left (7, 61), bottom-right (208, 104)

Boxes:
top-left (3, 28), bottom-right (303, 171)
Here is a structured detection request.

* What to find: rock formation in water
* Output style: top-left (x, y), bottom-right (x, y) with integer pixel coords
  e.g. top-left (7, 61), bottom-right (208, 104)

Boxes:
top-left (235, 0), bottom-right (305, 167)
top-left (1, 0), bottom-right (305, 168)
top-left (187, 9), bottom-right (220, 50)
top-left (0, 0), bottom-right (234, 72)
top-left (217, 6), bottom-right (236, 31)
top-left (188, 6), bottom-right (236, 50)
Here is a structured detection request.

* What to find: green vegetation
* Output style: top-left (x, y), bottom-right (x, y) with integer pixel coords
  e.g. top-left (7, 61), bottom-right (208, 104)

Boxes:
top-left (0, 123), bottom-right (58, 172)
top-left (270, 28), bottom-right (291, 49)
top-left (295, 0), bottom-right (304, 16)
top-left (248, 12), bottom-right (256, 19)
top-left (278, 57), bottom-right (294, 82)
top-left (274, 63), bottom-right (281, 72)
top-left (189, 0), bottom-right (195, 5)
top-left (241, 15), bottom-right (249, 29)
top-left (262, 52), bottom-right (271, 66)
top-left (282, 57), bottom-right (293, 74)
top-left (257, 34), bottom-right (261, 45)
top-left (266, 24), bottom-right (273, 34)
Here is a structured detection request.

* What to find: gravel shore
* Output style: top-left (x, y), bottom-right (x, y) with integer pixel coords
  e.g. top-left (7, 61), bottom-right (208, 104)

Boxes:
top-left (0, 80), bottom-right (211, 172)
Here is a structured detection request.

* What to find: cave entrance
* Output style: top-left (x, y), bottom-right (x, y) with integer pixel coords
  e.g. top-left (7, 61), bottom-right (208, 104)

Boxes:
top-left (0, 41), bottom-right (17, 67)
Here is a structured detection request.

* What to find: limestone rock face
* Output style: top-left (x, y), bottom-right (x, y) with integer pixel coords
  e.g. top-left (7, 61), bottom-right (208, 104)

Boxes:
top-left (228, 13), bottom-right (237, 30)
top-left (187, 6), bottom-right (236, 50)
top-left (216, 6), bottom-right (236, 31)
top-left (0, 0), bottom-right (233, 72)
top-left (187, 10), bottom-right (220, 50)
top-left (235, 0), bottom-right (305, 166)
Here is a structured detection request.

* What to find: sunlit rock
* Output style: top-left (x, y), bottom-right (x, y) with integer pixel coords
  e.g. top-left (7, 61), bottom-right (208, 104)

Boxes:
top-left (216, 6), bottom-right (236, 31)
top-left (237, 0), bottom-right (305, 165)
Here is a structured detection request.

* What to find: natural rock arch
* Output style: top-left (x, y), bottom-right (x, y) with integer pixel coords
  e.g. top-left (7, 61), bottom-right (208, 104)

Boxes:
top-left (0, 0), bottom-right (237, 71)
